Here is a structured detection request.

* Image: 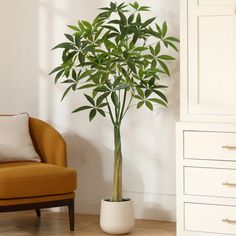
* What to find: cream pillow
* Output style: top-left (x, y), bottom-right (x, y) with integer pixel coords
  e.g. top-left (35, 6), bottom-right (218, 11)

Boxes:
top-left (0, 113), bottom-right (41, 163)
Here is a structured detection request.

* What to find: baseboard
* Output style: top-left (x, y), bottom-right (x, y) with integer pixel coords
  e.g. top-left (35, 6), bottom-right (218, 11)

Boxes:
top-left (74, 187), bottom-right (176, 222)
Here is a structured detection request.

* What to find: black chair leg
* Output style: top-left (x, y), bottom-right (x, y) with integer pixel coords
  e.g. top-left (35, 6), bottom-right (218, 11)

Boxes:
top-left (68, 199), bottom-right (75, 231)
top-left (35, 209), bottom-right (41, 217)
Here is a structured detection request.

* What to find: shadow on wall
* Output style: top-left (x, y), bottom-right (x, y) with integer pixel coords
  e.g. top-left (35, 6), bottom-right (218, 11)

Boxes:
top-left (63, 130), bottom-right (145, 216)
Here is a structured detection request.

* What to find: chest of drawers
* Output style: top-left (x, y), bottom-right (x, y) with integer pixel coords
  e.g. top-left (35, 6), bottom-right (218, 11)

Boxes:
top-left (177, 122), bottom-right (236, 236)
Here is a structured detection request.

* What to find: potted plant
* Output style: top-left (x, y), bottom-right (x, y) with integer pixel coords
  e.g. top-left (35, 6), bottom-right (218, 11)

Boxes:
top-left (50, 1), bottom-right (179, 234)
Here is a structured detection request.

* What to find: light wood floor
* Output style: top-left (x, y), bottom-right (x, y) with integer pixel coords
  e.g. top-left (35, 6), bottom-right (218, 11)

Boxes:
top-left (0, 210), bottom-right (176, 236)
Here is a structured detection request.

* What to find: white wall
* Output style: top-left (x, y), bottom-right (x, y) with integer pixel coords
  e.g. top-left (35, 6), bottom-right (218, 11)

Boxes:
top-left (0, 0), bottom-right (179, 221)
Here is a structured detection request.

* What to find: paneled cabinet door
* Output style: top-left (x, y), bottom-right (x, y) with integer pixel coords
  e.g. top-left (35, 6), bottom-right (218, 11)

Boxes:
top-left (181, 0), bottom-right (236, 122)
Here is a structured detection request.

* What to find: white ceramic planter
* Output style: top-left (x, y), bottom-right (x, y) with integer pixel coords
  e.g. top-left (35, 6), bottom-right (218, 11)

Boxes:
top-left (100, 199), bottom-right (135, 235)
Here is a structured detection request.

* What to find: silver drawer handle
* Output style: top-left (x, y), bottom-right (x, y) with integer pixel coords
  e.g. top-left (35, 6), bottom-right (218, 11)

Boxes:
top-left (222, 145), bottom-right (236, 150)
top-left (222, 182), bottom-right (236, 187)
top-left (222, 218), bottom-right (236, 224)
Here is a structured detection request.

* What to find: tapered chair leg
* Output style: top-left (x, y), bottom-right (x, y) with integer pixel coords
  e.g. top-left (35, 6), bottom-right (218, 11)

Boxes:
top-left (68, 199), bottom-right (75, 231)
top-left (35, 209), bottom-right (41, 217)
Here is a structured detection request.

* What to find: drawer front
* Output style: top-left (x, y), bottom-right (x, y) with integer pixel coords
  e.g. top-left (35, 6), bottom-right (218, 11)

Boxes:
top-left (185, 167), bottom-right (236, 198)
top-left (184, 131), bottom-right (236, 161)
top-left (185, 203), bottom-right (236, 235)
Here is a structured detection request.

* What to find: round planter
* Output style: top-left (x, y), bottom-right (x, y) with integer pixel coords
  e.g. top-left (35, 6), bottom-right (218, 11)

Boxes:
top-left (100, 199), bottom-right (135, 235)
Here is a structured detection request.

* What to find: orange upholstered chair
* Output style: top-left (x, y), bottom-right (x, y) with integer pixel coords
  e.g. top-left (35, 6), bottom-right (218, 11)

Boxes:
top-left (0, 117), bottom-right (77, 231)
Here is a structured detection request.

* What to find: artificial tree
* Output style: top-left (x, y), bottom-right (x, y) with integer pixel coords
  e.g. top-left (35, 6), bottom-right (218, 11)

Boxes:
top-left (50, 1), bottom-right (179, 202)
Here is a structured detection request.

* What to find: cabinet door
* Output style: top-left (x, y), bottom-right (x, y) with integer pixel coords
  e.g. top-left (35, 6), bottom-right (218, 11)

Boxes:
top-left (181, 0), bottom-right (236, 122)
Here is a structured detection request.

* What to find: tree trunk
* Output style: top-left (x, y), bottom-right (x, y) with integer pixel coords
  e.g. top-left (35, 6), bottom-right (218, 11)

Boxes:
top-left (111, 125), bottom-right (123, 202)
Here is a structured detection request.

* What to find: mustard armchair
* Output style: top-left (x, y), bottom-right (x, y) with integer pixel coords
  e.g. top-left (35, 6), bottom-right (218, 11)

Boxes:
top-left (0, 117), bottom-right (77, 231)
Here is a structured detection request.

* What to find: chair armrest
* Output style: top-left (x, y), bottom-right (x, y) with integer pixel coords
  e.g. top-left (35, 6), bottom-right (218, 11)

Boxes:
top-left (29, 117), bottom-right (67, 167)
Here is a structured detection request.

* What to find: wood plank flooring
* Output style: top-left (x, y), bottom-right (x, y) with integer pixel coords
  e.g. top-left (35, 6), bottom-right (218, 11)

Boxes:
top-left (0, 210), bottom-right (176, 236)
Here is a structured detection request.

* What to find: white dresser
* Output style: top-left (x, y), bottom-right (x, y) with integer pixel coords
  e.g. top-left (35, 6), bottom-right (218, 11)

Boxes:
top-left (177, 0), bottom-right (236, 235)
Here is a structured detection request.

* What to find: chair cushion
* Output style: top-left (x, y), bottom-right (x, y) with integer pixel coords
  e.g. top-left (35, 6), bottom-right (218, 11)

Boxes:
top-left (0, 113), bottom-right (41, 163)
top-left (0, 162), bottom-right (77, 199)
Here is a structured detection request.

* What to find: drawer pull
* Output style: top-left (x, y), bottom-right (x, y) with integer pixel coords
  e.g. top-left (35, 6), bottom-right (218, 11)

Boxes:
top-left (222, 145), bottom-right (236, 150)
top-left (222, 182), bottom-right (236, 187)
top-left (222, 218), bottom-right (236, 224)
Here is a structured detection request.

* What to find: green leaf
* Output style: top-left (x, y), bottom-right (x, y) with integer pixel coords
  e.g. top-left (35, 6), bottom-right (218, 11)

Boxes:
top-left (102, 25), bottom-right (119, 33)
top-left (145, 101), bottom-right (153, 110)
top-left (139, 6), bottom-right (150, 11)
top-left (111, 92), bottom-right (119, 107)
top-left (54, 69), bottom-right (65, 83)
top-left (97, 11), bottom-right (111, 19)
top-left (106, 80), bottom-right (113, 89)
top-left (142, 17), bottom-right (156, 28)
top-left (79, 52), bottom-right (85, 64)
top-left (96, 92), bottom-right (110, 106)
top-left (113, 77), bottom-right (122, 88)
top-left (64, 34), bottom-right (74, 42)
top-left (62, 79), bottom-right (74, 84)
top-left (97, 109), bottom-right (106, 117)
top-left (79, 84), bottom-right (96, 89)
top-left (61, 85), bottom-right (73, 101)
top-left (129, 63), bottom-right (137, 73)
top-left (165, 41), bottom-right (179, 52)
top-left (136, 87), bottom-right (144, 97)
top-left (78, 21), bottom-right (85, 31)
top-left (95, 86), bottom-right (109, 92)
top-left (128, 14), bottom-right (134, 24)
top-left (118, 11), bottom-right (127, 25)
top-left (132, 33), bottom-right (139, 44)
top-left (72, 70), bottom-right (77, 81)
top-left (80, 70), bottom-right (92, 79)
top-left (75, 34), bottom-right (81, 46)
top-left (107, 20), bottom-right (120, 26)
top-left (89, 109), bottom-right (97, 121)
top-left (133, 95), bottom-right (143, 100)
top-left (137, 101), bottom-right (144, 109)
top-left (149, 98), bottom-right (167, 107)
top-left (99, 103), bottom-right (108, 108)
top-left (52, 42), bottom-right (76, 50)
top-left (136, 13), bottom-right (141, 25)
top-left (158, 55), bottom-right (175, 60)
top-left (165, 36), bottom-right (180, 42)
top-left (149, 77), bottom-right (155, 87)
top-left (144, 54), bottom-right (154, 60)
top-left (110, 1), bottom-right (116, 9)
top-left (67, 25), bottom-right (80, 31)
top-left (155, 23), bottom-right (162, 34)
top-left (155, 85), bottom-right (168, 89)
top-left (92, 90), bottom-right (98, 98)
top-left (151, 59), bottom-right (157, 68)
top-left (130, 2), bottom-right (139, 10)
top-left (114, 84), bottom-right (129, 91)
top-left (162, 21), bottom-right (167, 37)
top-left (72, 106), bottom-right (92, 113)
top-left (134, 1), bottom-right (139, 9)
top-left (145, 89), bottom-right (152, 98)
top-left (49, 66), bottom-right (63, 75)
top-left (154, 90), bottom-right (168, 103)
top-left (82, 20), bottom-right (92, 28)
top-left (155, 43), bottom-right (161, 55)
top-left (99, 7), bottom-right (110, 11)
top-left (158, 60), bottom-right (170, 76)
top-left (85, 94), bottom-right (95, 106)
top-left (133, 47), bottom-right (147, 52)
top-left (149, 46), bottom-right (155, 56)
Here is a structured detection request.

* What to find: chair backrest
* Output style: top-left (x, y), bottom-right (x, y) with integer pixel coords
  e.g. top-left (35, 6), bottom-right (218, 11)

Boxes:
top-left (29, 117), bottom-right (67, 167)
